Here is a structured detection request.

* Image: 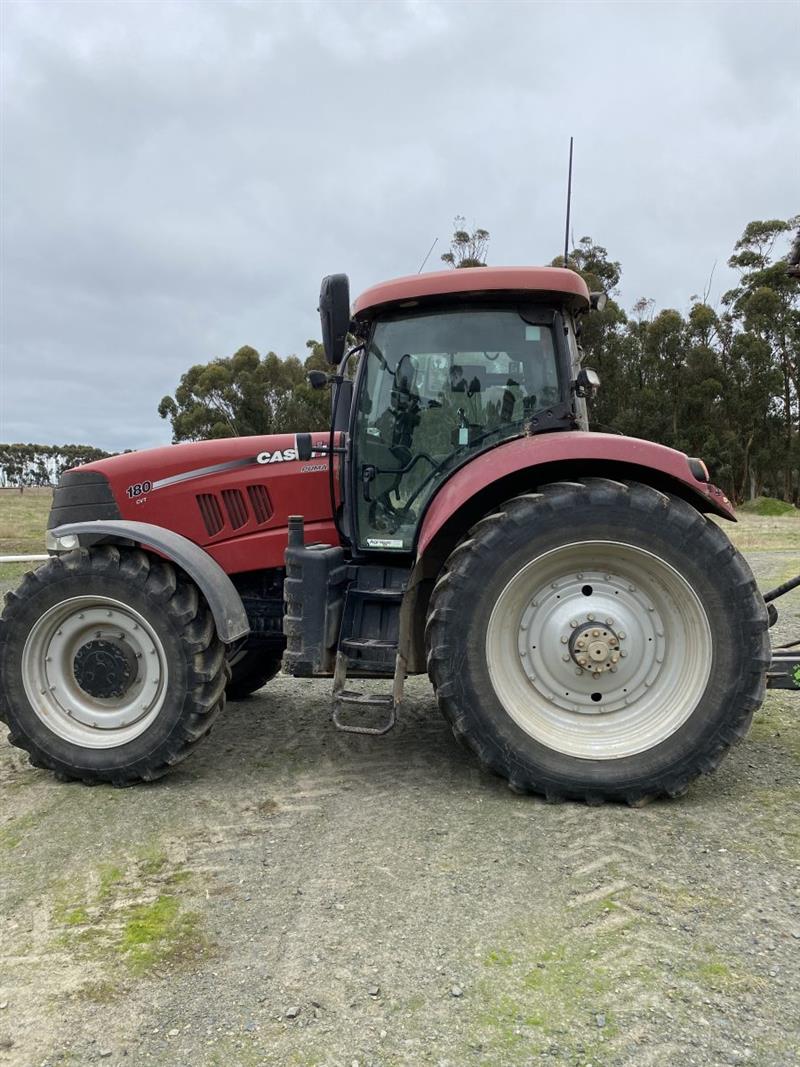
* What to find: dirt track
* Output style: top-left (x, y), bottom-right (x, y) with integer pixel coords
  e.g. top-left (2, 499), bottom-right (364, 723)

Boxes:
top-left (1, 520), bottom-right (798, 1067)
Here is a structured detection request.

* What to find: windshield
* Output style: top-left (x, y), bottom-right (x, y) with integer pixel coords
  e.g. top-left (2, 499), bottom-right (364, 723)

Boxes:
top-left (354, 305), bottom-right (562, 550)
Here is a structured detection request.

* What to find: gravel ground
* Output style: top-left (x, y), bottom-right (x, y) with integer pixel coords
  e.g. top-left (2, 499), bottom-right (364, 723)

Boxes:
top-left (0, 518), bottom-right (798, 1067)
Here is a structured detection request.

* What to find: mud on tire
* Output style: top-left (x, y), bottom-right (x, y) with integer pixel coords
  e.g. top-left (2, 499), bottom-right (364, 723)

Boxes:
top-left (0, 546), bottom-right (228, 785)
top-left (425, 478), bottom-right (771, 805)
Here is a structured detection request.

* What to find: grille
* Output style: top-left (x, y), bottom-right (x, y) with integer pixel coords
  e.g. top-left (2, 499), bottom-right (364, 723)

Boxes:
top-left (221, 488), bottom-right (248, 529)
top-left (197, 494), bottom-right (224, 536)
top-left (247, 483), bottom-right (273, 524)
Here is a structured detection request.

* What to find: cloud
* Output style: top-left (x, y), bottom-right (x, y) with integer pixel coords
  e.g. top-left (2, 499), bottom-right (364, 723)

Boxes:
top-left (1, 0), bottom-right (798, 451)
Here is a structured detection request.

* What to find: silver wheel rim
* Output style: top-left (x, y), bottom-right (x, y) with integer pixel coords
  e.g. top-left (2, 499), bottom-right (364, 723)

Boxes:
top-left (485, 541), bottom-right (713, 760)
top-left (22, 596), bottom-right (169, 749)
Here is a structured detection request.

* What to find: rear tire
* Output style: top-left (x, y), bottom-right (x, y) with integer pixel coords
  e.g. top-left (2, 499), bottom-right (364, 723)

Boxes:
top-left (425, 479), bottom-right (770, 804)
top-left (0, 546), bottom-right (228, 785)
top-left (226, 647), bottom-right (281, 700)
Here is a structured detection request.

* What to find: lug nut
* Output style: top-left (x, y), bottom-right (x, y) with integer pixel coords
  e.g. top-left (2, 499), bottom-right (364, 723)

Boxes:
top-left (587, 613), bottom-right (595, 621)
top-left (570, 619), bottom-right (578, 628)
top-left (561, 635), bottom-right (569, 644)
top-left (562, 653), bottom-right (570, 662)
top-left (618, 631), bottom-right (626, 640)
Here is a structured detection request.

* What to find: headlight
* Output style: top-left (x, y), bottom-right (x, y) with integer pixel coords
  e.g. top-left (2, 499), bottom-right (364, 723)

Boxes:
top-left (46, 531), bottom-right (80, 552)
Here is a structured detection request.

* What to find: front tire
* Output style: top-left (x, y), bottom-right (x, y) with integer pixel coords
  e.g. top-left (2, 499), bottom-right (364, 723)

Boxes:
top-left (425, 479), bottom-right (770, 804)
top-left (0, 546), bottom-right (228, 785)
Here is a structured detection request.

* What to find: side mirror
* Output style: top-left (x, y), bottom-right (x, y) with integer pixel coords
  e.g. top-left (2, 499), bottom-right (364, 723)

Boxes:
top-left (575, 367), bottom-right (600, 398)
top-left (307, 370), bottom-right (330, 390)
top-left (589, 291), bottom-right (608, 311)
top-left (295, 433), bottom-right (313, 461)
top-left (319, 274), bottom-right (351, 365)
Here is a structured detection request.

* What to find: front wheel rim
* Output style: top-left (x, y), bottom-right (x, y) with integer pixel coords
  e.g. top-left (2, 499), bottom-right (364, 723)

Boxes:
top-left (22, 595), bottom-right (169, 749)
top-left (485, 541), bottom-right (713, 760)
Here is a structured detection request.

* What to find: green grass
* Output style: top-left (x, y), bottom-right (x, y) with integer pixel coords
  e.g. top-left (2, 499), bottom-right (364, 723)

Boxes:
top-left (0, 488), bottom-right (52, 553)
top-left (738, 496), bottom-right (799, 517)
top-left (137, 843), bottom-right (169, 876)
top-left (120, 894), bottom-right (204, 973)
top-left (464, 920), bottom-right (625, 1060)
top-left (722, 512), bottom-right (800, 552)
top-left (51, 846), bottom-right (211, 975)
top-left (97, 864), bottom-right (125, 901)
top-left (0, 488), bottom-right (52, 582)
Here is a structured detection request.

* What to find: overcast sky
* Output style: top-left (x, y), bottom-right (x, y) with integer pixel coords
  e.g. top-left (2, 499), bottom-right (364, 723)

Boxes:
top-left (1, 0), bottom-right (798, 452)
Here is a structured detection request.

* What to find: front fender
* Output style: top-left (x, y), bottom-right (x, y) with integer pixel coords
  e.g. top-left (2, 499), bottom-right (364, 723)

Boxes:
top-left (416, 431), bottom-right (735, 557)
top-left (48, 520), bottom-right (249, 644)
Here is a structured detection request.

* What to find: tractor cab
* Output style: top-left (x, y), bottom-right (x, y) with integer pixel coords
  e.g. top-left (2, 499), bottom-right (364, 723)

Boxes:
top-left (313, 267), bottom-right (597, 553)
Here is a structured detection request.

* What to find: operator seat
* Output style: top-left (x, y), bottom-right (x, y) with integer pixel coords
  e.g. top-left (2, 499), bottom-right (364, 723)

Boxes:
top-left (482, 380), bottom-right (524, 423)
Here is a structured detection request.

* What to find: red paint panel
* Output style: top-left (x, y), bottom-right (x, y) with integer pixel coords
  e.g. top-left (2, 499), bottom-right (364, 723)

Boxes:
top-left (416, 432), bottom-right (735, 557)
top-left (79, 433), bottom-right (337, 572)
top-left (353, 266), bottom-right (591, 318)
top-left (205, 519), bottom-right (339, 572)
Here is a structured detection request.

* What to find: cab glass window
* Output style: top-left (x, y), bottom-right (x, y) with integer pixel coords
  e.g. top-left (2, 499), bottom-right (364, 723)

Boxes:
top-left (354, 306), bottom-right (561, 550)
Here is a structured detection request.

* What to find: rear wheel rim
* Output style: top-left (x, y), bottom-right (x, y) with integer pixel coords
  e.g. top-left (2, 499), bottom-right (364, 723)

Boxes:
top-left (22, 595), bottom-right (169, 749)
top-left (485, 541), bottom-right (713, 760)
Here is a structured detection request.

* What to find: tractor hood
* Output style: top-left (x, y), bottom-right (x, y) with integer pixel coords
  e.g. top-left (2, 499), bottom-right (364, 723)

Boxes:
top-left (48, 433), bottom-right (338, 574)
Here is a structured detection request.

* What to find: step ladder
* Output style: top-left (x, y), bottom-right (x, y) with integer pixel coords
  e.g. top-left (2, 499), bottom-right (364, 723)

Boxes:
top-left (332, 650), bottom-right (406, 735)
top-left (331, 578), bottom-right (406, 735)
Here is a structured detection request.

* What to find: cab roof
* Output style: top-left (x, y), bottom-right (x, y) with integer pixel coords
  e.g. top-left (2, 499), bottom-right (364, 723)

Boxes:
top-left (352, 266), bottom-right (591, 319)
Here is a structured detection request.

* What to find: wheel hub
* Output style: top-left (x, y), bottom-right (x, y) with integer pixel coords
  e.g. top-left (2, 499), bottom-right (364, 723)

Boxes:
top-left (73, 638), bottom-right (138, 699)
top-left (569, 621), bottom-right (621, 675)
top-left (515, 566), bottom-right (663, 716)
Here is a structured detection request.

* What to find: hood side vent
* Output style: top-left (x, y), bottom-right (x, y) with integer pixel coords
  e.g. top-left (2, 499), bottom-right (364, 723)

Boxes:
top-left (247, 483), bottom-right (273, 524)
top-left (222, 488), bottom-right (248, 529)
top-left (197, 493), bottom-right (224, 536)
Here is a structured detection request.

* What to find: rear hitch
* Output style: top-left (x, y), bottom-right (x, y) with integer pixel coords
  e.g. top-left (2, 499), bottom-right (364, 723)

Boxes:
top-left (763, 573), bottom-right (800, 691)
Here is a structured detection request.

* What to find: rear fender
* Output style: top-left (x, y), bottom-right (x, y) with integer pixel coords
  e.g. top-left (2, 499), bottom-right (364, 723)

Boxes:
top-left (417, 432), bottom-right (734, 560)
top-left (48, 520), bottom-right (249, 644)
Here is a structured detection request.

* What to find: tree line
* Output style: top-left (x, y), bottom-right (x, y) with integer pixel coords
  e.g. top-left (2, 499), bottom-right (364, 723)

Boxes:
top-left (0, 443), bottom-right (112, 488)
top-left (559, 218), bottom-right (798, 502)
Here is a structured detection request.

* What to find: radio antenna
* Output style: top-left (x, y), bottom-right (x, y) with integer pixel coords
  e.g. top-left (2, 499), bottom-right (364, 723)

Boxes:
top-left (563, 136), bottom-right (574, 268)
top-left (418, 237), bottom-right (438, 274)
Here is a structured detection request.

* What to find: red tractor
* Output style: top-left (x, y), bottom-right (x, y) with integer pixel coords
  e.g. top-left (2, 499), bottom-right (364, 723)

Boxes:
top-left (1, 266), bottom-right (797, 802)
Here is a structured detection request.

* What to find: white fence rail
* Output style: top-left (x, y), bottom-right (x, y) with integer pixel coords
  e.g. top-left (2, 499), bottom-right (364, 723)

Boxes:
top-left (0, 554), bottom-right (49, 564)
